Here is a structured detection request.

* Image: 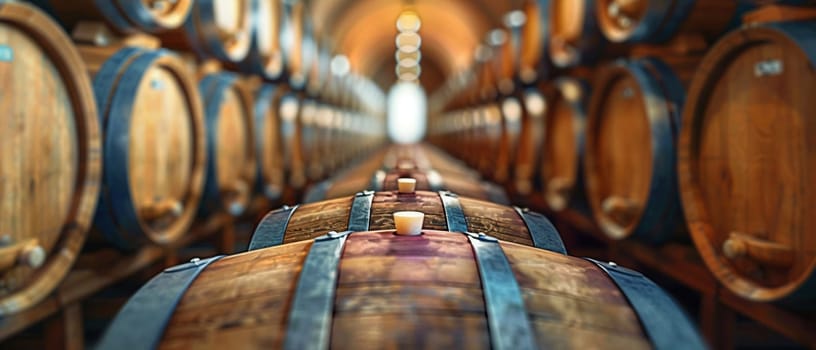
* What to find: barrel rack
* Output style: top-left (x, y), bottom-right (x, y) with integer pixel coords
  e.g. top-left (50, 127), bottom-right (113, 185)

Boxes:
top-left (544, 207), bottom-right (816, 349)
top-left (0, 208), bottom-right (257, 349)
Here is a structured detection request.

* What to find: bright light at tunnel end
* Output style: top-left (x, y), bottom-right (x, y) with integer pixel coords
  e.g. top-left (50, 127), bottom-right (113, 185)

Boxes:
top-left (387, 82), bottom-right (427, 144)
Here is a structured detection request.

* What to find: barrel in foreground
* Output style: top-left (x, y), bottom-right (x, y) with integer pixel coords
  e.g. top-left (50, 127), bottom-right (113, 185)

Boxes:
top-left (98, 229), bottom-right (705, 350)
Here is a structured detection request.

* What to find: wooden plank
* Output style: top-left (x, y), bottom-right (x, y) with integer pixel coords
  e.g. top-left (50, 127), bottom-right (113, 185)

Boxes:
top-left (44, 303), bottom-right (83, 350)
top-left (719, 289), bottom-right (816, 348)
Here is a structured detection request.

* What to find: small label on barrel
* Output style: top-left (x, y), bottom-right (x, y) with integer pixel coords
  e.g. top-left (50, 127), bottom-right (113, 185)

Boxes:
top-left (0, 45), bottom-right (13, 62)
top-left (754, 59), bottom-right (782, 77)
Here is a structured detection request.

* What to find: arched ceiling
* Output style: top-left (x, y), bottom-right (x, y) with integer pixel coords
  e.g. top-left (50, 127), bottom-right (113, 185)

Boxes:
top-left (308, 0), bottom-right (523, 92)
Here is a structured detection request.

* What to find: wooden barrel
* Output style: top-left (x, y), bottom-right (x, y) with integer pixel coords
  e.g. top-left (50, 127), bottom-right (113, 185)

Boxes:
top-left (549, 0), bottom-right (605, 67)
top-left (280, 1), bottom-right (308, 89)
top-left (492, 96), bottom-right (524, 184)
top-left (307, 103), bottom-right (334, 179)
top-left (252, 191), bottom-right (562, 250)
top-left (279, 92), bottom-right (307, 188)
top-left (596, 0), bottom-right (739, 43)
top-left (540, 78), bottom-right (590, 213)
top-left (0, 2), bottom-right (101, 315)
top-left (252, 83), bottom-right (286, 201)
top-left (475, 103), bottom-right (505, 177)
top-left (29, 0), bottom-right (193, 34)
top-left (298, 99), bottom-right (322, 181)
top-left (512, 87), bottom-right (549, 196)
top-left (197, 72), bottom-right (257, 217)
top-left (679, 22), bottom-right (816, 303)
top-left (237, 0), bottom-right (285, 79)
top-left (159, 0), bottom-right (252, 63)
top-left (373, 168), bottom-right (509, 205)
top-left (99, 230), bottom-right (705, 349)
top-left (584, 57), bottom-right (685, 243)
top-left (84, 46), bottom-right (206, 250)
top-left (518, 0), bottom-right (551, 84)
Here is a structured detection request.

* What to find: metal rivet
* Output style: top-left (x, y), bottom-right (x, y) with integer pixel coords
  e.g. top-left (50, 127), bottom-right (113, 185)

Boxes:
top-left (608, 261), bottom-right (617, 267)
top-left (190, 257), bottom-right (201, 265)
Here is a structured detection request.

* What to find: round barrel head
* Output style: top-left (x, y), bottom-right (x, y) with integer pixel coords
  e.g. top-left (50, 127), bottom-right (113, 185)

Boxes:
top-left (680, 25), bottom-right (816, 302)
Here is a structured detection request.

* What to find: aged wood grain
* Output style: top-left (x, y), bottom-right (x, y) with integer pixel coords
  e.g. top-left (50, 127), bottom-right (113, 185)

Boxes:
top-left (157, 230), bottom-right (651, 349)
top-left (0, 2), bottom-right (100, 315)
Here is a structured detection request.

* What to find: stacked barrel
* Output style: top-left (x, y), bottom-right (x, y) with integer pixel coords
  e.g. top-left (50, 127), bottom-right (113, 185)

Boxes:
top-left (0, 0), bottom-right (385, 316)
top-left (429, 0), bottom-right (816, 306)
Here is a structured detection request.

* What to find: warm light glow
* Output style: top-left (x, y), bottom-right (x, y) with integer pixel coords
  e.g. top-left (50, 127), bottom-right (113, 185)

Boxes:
top-left (279, 95), bottom-right (299, 122)
top-left (387, 82), bottom-right (427, 144)
top-left (330, 54), bottom-right (350, 76)
top-left (524, 90), bottom-right (547, 118)
top-left (396, 11), bottom-right (421, 32)
top-left (396, 10), bottom-right (422, 82)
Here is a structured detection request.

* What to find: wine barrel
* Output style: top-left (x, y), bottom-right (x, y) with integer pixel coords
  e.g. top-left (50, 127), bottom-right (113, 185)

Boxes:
top-left (492, 96), bottom-right (524, 184)
top-left (279, 93), bottom-right (307, 188)
top-left (307, 103), bottom-right (336, 179)
top-left (679, 22), bottom-right (816, 303)
top-left (250, 190), bottom-right (565, 252)
top-left (237, 0), bottom-right (285, 79)
top-left (584, 57), bottom-right (685, 243)
top-left (518, 0), bottom-right (551, 84)
top-left (158, 0), bottom-right (252, 63)
top-left (280, 1), bottom-right (308, 89)
top-left (372, 168), bottom-right (510, 205)
top-left (298, 99), bottom-right (322, 181)
top-left (0, 2), bottom-right (101, 315)
top-left (549, 0), bottom-right (605, 67)
top-left (512, 87), bottom-right (549, 196)
top-left (597, 0), bottom-right (739, 44)
top-left (99, 230), bottom-right (704, 350)
top-left (28, 0), bottom-right (193, 34)
top-left (475, 103), bottom-right (504, 177)
top-left (198, 72), bottom-right (257, 217)
top-left (252, 83), bottom-right (286, 201)
top-left (85, 46), bottom-right (206, 250)
top-left (541, 78), bottom-right (590, 213)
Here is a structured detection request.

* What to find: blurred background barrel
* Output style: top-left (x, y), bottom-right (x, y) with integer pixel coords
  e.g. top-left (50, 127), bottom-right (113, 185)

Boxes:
top-left (280, 1), bottom-right (309, 89)
top-left (251, 82), bottom-right (286, 202)
top-left (596, 0), bottom-right (740, 44)
top-left (105, 230), bottom-right (702, 349)
top-left (540, 77), bottom-right (590, 213)
top-left (279, 93), bottom-right (307, 189)
top-left (159, 0), bottom-right (253, 63)
top-left (511, 87), bottom-right (548, 197)
top-left (235, 0), bottom-right (285, 79)
top-left (679, 21), bottom-right (816, 303)
top-left (0, 1), bottom-right (101, 315)
top-left (549, 0), bottom-right (604, 67)
top-left (84, 46), bottom-right (206, 250)
top-left (253, 191), bottom-right (561, 249)
top-left (197, 72), bottom-right (257, 217)
top-left (584, 57), bottom-right (688, 244)
top-left (29, 0), bottom-right (193, 34)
